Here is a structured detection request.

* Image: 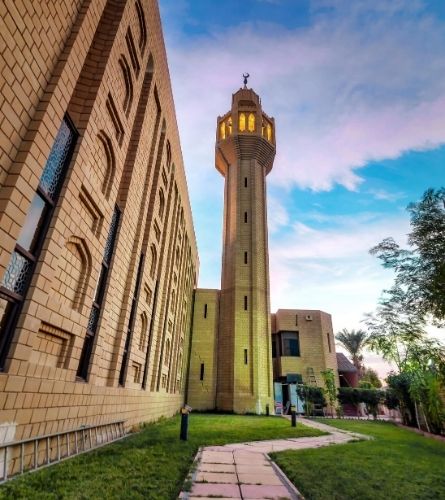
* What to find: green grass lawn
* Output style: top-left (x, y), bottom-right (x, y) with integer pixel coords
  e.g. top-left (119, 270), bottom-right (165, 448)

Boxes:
top-left (0, 414), bottom-right (323, 500)
top-left (271, 419), bottom-right (445, 500)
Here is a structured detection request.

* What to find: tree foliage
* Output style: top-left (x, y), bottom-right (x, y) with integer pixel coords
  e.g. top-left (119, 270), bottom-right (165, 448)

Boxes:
top-left (370, 187), bottom-right (445, 323)
top-left (359, 367), bottom-right (382, 388)
top-left (337, 387), bottom-right (385, 419)
top-left (335, 328), bottom-right (369, 372)
top-left (366, 188), bottom-right (445, 434)
top-left (321, 369), bottom-right (338, 416)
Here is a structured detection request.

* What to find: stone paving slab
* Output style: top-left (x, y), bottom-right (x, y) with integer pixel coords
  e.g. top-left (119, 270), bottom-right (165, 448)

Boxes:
top-left (238, 472), bottom-right (283, 485)
top-left (200, 450), bottom-right (235, 464)
top-left (196, 471), bottom-right (238, 483)
top-left (198, 462), bottom-right (237, 473)
top-left (190, 482), bottom-right (241, 498)
top-left (235, 464), bottom-right (273, 474)
top-left (240, 484), bottom-right (292, 499)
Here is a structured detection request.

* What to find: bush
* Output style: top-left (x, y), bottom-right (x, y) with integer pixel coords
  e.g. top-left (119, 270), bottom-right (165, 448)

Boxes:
top-left (297, 385), bottom-right (326, 415)
top-left (337, 387), bottom-right (385, 418)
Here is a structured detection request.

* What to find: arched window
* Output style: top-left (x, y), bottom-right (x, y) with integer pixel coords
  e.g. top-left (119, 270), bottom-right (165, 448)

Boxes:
top-left (158, 189), bottom-right (165, 219)
top-left (248, 113), bottom-right (255, 132)
top-left (135, 0), bottom-right (147, 52)
top-left (139, 312), bottom-right (148, 350)
top-left (227, 117), bottom-right (232, 135)
top-left (178, 352), bottom-right (183, 378)
top-left (267, 123), bottom-right (272, 141)
top-left (119, 55), bottom-right (133, 116)
top-left (220, 121), bottom-right (226, 140)
top-left (165, 339), bottom-right (170, 365)
top-left (166, 141), bottom-right (172, 168)
top-left (239, 113), bottom-right (246, 131)
top-left (150, 244), bottom-right (157, 278)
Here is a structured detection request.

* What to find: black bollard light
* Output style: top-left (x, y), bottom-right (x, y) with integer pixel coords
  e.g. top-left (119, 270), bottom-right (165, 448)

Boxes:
top-left (291, 405), bottom-right (297, 427)
top-left (180, 405), bottom-right (192, 441)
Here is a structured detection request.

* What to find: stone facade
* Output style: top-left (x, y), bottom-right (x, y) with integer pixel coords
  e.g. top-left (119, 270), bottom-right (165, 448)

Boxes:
top-left (187, 289), bottom-right (219, 410)
top-left (0, 0), bottom-right (198, 442)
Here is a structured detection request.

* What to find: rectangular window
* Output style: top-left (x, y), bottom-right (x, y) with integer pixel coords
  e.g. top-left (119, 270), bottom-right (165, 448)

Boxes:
top-left (327, 332), bottom-right (331, 353)
top-left (78, 206), bottom-right (121, 380)
top-left (204, 303), bottom-right (208, 318)
top-left (0, 115), bottom-right (77, 370)
top-left (244, 349), bottom-right (248, 364)
top-left (244, 177), bottom-right (248, 188)
top-left (244, 251), bottom-right (248, 264)
top-left (244, 212), bottom-right (247, 223)
top-left (295, 314), bottom-right (298, 326)
top-left (244, 295), bottom-right (248, 310)
top-left (200, 363), bottom-right (204, 381)
top-left (282, 332), bottom-right (300, 357)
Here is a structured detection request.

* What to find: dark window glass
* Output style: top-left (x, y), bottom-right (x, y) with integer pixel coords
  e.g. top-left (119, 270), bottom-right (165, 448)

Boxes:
top-left (200, 363), bottom-right (204, 380)
top-left (1, 251), bottom-right (33, 296)
top-left (244, 177), bottom-right (247, 187)
top-left (244, 295), bottom-right (248, 310)
top-left (282, 332), bottom-right (300, 357)
top-left (0, 297), bottom-right (16, 354)
top-left (244, 349), bottom-right (248, 364)
top-left (327, 332), bottom-right (332, 353)
top-left (244, 212), bottom-right (247, 223)
top-left (39, 119), bottom-right (76, 199)
top-left (204, 304), bottom-right (207, 318)
top-left (16, 193), bottom-right (47, 253)
top-left (244, 251), bottom-right (247, 264)
top-left (103, 209), bottom-right (120, 265)
top-left (87, 306), bottom-right (100, 334)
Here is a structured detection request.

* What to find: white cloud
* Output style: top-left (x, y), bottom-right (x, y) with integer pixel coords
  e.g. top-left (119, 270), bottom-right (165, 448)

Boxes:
top-left (268, 195), bottom-right (290, 233)
top-left (166, 0), bottom-right (445, 194)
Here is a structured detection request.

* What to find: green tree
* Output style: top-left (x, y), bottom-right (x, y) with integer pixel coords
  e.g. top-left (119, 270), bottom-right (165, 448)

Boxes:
top-left (364, 286), bottom-right (427, 372)
top-left (321, 369), bottom-right (338, 417)
top-left (370, 187), bottom-right (445, 323)
top-left (360, 367), bottom-right (382, 388)
top-left (335, 328), bottom-right (368, 373)
top-left (365, 282), bottom-right (445, 433)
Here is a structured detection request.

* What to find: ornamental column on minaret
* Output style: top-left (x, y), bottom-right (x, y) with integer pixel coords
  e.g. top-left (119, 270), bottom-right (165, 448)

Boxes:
top-left (215, 81), bottom-right (276, 413)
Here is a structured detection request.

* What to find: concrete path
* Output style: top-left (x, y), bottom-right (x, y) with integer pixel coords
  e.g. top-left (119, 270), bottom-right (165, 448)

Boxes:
top-left (179, 417), bottom-right (371, 500)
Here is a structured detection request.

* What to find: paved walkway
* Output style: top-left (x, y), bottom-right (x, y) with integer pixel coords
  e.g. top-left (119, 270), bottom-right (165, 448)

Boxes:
top-left (179, 417), bottom-right (371, 500)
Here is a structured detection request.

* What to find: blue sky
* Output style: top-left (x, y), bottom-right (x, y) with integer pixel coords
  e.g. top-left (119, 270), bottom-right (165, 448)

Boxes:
top-left (159, 0), bottom-right (445, 375)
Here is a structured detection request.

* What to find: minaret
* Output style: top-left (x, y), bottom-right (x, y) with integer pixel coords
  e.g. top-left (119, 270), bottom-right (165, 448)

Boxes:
top-left (215, 77), bottom-right (276, 413)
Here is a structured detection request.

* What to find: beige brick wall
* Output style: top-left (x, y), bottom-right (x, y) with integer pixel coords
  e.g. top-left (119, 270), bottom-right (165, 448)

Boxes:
top-left (273, 309), bottom-right (339, 388)
top-left (0, 0), bottom-right (198, 441)
top-left (187, 289), bottom-right (219, 410)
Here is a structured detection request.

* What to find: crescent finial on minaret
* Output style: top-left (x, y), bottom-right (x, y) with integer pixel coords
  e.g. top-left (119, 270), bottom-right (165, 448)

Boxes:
top-left (243, 73), bottom-right (250, 88)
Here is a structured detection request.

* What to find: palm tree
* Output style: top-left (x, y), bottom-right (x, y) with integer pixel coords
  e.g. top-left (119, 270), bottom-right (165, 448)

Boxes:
top-left (335, 328), bottom-right (369, 374)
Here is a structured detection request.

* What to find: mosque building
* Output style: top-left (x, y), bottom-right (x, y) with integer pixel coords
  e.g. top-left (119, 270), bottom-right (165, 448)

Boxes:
top-left (0, 0), bottom-right (338, 446)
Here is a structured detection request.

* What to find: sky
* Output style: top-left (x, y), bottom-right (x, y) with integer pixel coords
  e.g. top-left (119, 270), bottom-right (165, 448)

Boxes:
top-left (159, 0), bottom-right (445, 378)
